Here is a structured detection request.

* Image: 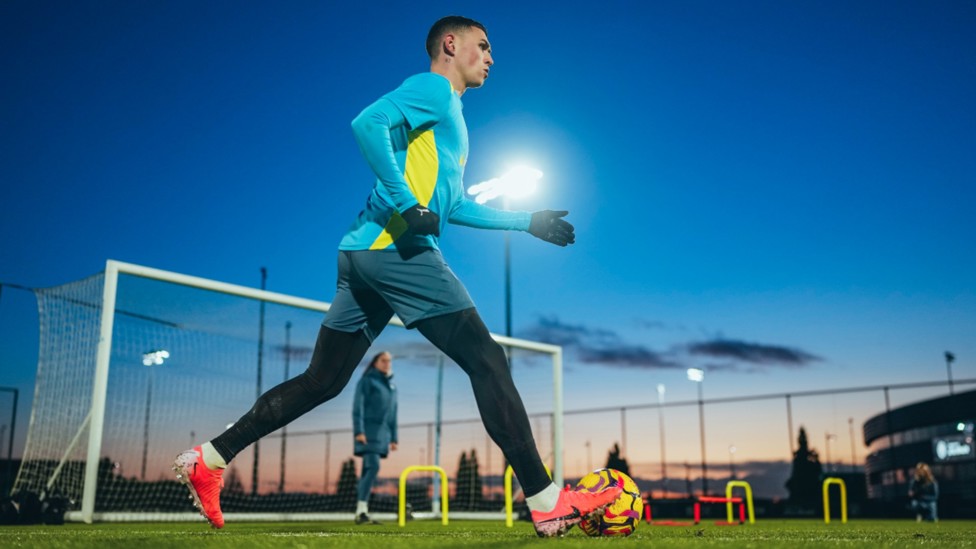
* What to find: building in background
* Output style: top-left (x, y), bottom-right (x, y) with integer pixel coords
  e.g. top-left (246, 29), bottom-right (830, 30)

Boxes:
top-left (863, 389), bottom-right (976, 517)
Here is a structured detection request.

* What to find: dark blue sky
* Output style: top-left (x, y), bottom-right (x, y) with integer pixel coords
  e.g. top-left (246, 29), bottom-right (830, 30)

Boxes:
top-left (2, 1), bottom-right (975, 460)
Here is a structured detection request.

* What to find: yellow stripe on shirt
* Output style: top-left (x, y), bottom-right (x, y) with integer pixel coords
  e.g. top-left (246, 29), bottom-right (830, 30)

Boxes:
top-left (403, 129), bottom-right (439, 206)
top-left (369, 129), bottom-right (439, 250)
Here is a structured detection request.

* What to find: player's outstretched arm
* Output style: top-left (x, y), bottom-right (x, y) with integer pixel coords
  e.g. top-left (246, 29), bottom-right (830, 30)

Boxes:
top-left (448, 196), bottom-right (531, 231)
top-left (449, 199), bottom-right (575, 246)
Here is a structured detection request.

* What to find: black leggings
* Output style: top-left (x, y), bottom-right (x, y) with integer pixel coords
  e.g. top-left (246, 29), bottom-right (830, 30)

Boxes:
top-left (210, 308), bottom-right (552, 497)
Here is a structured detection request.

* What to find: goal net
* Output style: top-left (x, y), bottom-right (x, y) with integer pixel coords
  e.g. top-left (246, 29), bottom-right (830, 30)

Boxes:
top-left (14, 260), bottom-right (563, 523)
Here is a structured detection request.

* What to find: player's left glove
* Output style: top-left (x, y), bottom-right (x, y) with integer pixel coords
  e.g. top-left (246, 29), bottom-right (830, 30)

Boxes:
top-left (401, 204), bottom-right (441, 237)
top-left (529, 210), bottom-right (575, 246)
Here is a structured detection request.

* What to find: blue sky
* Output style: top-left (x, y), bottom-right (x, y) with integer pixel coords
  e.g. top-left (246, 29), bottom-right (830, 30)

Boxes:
top-left (2, 0), bottom-right (975, 471)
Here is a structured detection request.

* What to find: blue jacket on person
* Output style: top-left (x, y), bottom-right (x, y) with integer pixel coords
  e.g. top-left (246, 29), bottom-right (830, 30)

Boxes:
top-left (353, 367), bottom-right (398, 458)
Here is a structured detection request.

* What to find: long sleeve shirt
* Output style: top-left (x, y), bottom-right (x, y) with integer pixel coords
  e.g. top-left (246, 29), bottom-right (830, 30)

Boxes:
top-left (339, 72), bottom-right (530, 252)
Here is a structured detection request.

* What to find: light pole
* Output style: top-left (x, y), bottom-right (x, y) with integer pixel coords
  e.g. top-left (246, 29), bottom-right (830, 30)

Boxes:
top-left (254, 267), bottom-right (267, 496)
top-left (279, 321), bottom-right (291, 493)
top-left (657, 384), bottom-right (667, 498)
top-left (620, 408), bottom-right (627, 456)
top-left (728, 445), bottom-right (737, 480)
top-left (141, 349), bottom-right (169, 480)
top-left (585, 440), bottom-right (592, 473)
top-left (945, 351), bottom-right (955, 395)
top-left (687, 367), bottom-right (707, 495)
top-left (0, 386), bottom-right (19, 491)
top-left (504, 197), bottom-right (512, 342)
top-left (848, 418), bottom-right (857, 472)
top-left (323, 431), bottom-right (331, 494)
top-left (824, 432), bottom-right (837, 473)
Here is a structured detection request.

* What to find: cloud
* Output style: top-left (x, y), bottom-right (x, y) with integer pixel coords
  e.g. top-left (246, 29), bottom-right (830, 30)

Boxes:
top-left (578, 346), bottom-right (683, 369)
top-left (688, 339), bottom-right (821, 368)
top-left (520, 317), bottom-right (823, 373)
top-left (520, 316), bottom-right (682, 370)
top-left (633, 318), bottom-right (690, 333)
top-left (699, 362), bottom-right (741, 373)
top-left (519, 315), bottom-right (615, 346)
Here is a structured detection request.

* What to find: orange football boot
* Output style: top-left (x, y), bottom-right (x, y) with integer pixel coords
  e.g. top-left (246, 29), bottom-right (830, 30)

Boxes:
top-left (173, 446), bottom-right (225, 528)
top-left (531, 483), bottom-right (623, 537)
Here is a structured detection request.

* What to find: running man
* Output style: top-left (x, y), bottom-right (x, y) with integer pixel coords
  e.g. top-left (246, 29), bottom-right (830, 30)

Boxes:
top-left (174, 15), bottom-right (621, 537)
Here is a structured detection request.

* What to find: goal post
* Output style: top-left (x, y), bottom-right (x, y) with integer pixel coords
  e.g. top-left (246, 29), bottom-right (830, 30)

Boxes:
top-left (19, 259), bottom-right (563, 523)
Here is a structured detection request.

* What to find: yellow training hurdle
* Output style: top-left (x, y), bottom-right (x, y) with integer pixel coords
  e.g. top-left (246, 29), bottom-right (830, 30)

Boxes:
top-left (822, 477), bottom-right (847, 524)
top-left (504, 464), bottom-right (552, 527)
top-left (398, 465), bottom-right (449, 527)
top-left (725, 480), bottom-right (756, 524)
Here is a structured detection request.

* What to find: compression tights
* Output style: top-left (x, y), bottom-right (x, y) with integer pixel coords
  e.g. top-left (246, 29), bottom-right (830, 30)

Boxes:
top-left (210, 326), bottom-right (371, 462)
top-left (210, 308), bottom-right (551, 498)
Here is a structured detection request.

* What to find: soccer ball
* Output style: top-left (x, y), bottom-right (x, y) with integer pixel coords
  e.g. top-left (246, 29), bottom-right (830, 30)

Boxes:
top-left (576, 468), bottom-right (643, 537)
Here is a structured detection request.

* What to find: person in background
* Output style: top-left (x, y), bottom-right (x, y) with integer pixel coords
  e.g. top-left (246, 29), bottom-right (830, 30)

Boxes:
top-left (908, 462), bottom-right (939, 522)
top-left (353, 351), bottom-right (397, 524)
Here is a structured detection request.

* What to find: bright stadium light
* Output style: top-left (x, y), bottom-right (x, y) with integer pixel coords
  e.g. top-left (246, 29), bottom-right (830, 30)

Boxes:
top-left (687, 368), bottom-right (704, 383)
top-left (142, 349), bottom-right (170, 366)
top-left (656, 383), bottom-right (667, 498)
top-left (467, 165), bottom-right (543, 204)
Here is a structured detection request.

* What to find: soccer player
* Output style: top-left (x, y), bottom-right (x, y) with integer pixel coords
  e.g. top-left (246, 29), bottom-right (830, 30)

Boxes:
top-left (174, 15), bottom-right (621, 537)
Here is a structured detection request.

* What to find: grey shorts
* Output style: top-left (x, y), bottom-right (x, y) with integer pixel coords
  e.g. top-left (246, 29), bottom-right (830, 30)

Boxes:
top-left (323, 249), bottom-right (475, 341)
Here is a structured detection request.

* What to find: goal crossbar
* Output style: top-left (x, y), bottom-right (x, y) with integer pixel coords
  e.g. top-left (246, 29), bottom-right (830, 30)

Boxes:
top-left (79, 259), bottom-right (564, 523)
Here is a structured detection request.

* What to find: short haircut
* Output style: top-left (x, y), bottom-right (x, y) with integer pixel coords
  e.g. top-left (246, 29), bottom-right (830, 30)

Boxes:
top-left (426, 15), bottom-right (487, 59)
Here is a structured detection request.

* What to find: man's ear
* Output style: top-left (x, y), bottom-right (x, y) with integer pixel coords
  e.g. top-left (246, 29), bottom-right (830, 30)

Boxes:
top-left (442, 33), bottom-right (457, 57)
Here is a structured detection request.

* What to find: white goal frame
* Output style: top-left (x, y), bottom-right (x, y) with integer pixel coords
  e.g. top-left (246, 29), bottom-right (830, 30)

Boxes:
top-left (72, 259), bottom-right (563, 523)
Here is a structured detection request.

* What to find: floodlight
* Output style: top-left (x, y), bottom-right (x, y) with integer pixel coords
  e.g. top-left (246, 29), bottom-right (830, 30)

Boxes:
top-left (142, 349), bottom-right (170, 366)
top-left (467, 165), bottom-right (543, 204)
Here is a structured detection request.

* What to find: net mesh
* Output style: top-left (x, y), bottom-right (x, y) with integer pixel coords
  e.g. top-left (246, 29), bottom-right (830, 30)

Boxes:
top-left (15, 270), bottom-right (557, 518)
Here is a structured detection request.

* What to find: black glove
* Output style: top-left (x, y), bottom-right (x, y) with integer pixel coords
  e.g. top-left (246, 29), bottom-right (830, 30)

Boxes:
top-left (529, 210), bottom-right (575, 246)
top-left (401, 204), bottom-right (440, 236)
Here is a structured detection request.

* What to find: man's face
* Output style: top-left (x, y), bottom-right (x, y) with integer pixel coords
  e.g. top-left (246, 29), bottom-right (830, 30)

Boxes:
top-left (453, 27), bottom-right (493, 89)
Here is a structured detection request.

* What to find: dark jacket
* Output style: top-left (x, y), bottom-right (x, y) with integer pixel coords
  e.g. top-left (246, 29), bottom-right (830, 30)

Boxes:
top-left (353, 367), bottom-right (397, 457)
top-left (909, 478), bottom-right (939, 503)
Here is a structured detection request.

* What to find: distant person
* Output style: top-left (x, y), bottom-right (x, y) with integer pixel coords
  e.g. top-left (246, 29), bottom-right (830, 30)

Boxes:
top-left (352, 351), bottom-right (398, 525)
top-left (908, 462), bottom-right (939, 522)
top-left (173, 15), bottom-right (620, 537)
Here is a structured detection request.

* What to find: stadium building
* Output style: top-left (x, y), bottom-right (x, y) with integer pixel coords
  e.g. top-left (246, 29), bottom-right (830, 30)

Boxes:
top-left (863, 388), bottom-right (976, 516)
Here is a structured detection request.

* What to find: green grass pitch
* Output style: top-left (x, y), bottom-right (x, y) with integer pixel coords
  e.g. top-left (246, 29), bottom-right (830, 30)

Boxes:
top-left (2, 519), bottom-right (975, 548)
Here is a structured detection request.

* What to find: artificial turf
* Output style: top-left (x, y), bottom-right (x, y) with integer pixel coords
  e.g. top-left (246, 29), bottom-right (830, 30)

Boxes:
top-left (1, 519), bottom-right (974, 548)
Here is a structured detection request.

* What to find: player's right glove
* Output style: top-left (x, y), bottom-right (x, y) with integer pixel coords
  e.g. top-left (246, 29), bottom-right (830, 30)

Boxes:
top-left (529, 210), bottom-right (575, 246)
top-left (401, 204), bottom-right (441, 236)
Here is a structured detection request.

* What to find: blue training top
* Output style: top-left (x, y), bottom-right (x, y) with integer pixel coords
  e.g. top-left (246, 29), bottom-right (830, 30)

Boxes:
top-left (340, 72), bottom-right (531, 251)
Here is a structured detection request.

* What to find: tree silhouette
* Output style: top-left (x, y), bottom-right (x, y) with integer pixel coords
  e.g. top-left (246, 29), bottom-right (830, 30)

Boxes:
top-left (785, 427), bottom-right (823, 510)
top-left (605, 443), bottom-right (630, 477)
top-left (454, 449), bottom-right (484, 510)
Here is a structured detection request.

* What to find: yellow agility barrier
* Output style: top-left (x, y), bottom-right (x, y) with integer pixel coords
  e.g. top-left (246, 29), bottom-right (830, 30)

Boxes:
top-left (725, 480), bottom-right (756, 524)
top-left (399, 465), bottom-right (449, 527)
top-left (504, 464), bottom-right (552, 527)
top-left (822, 477), bottom-right (848, 524)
